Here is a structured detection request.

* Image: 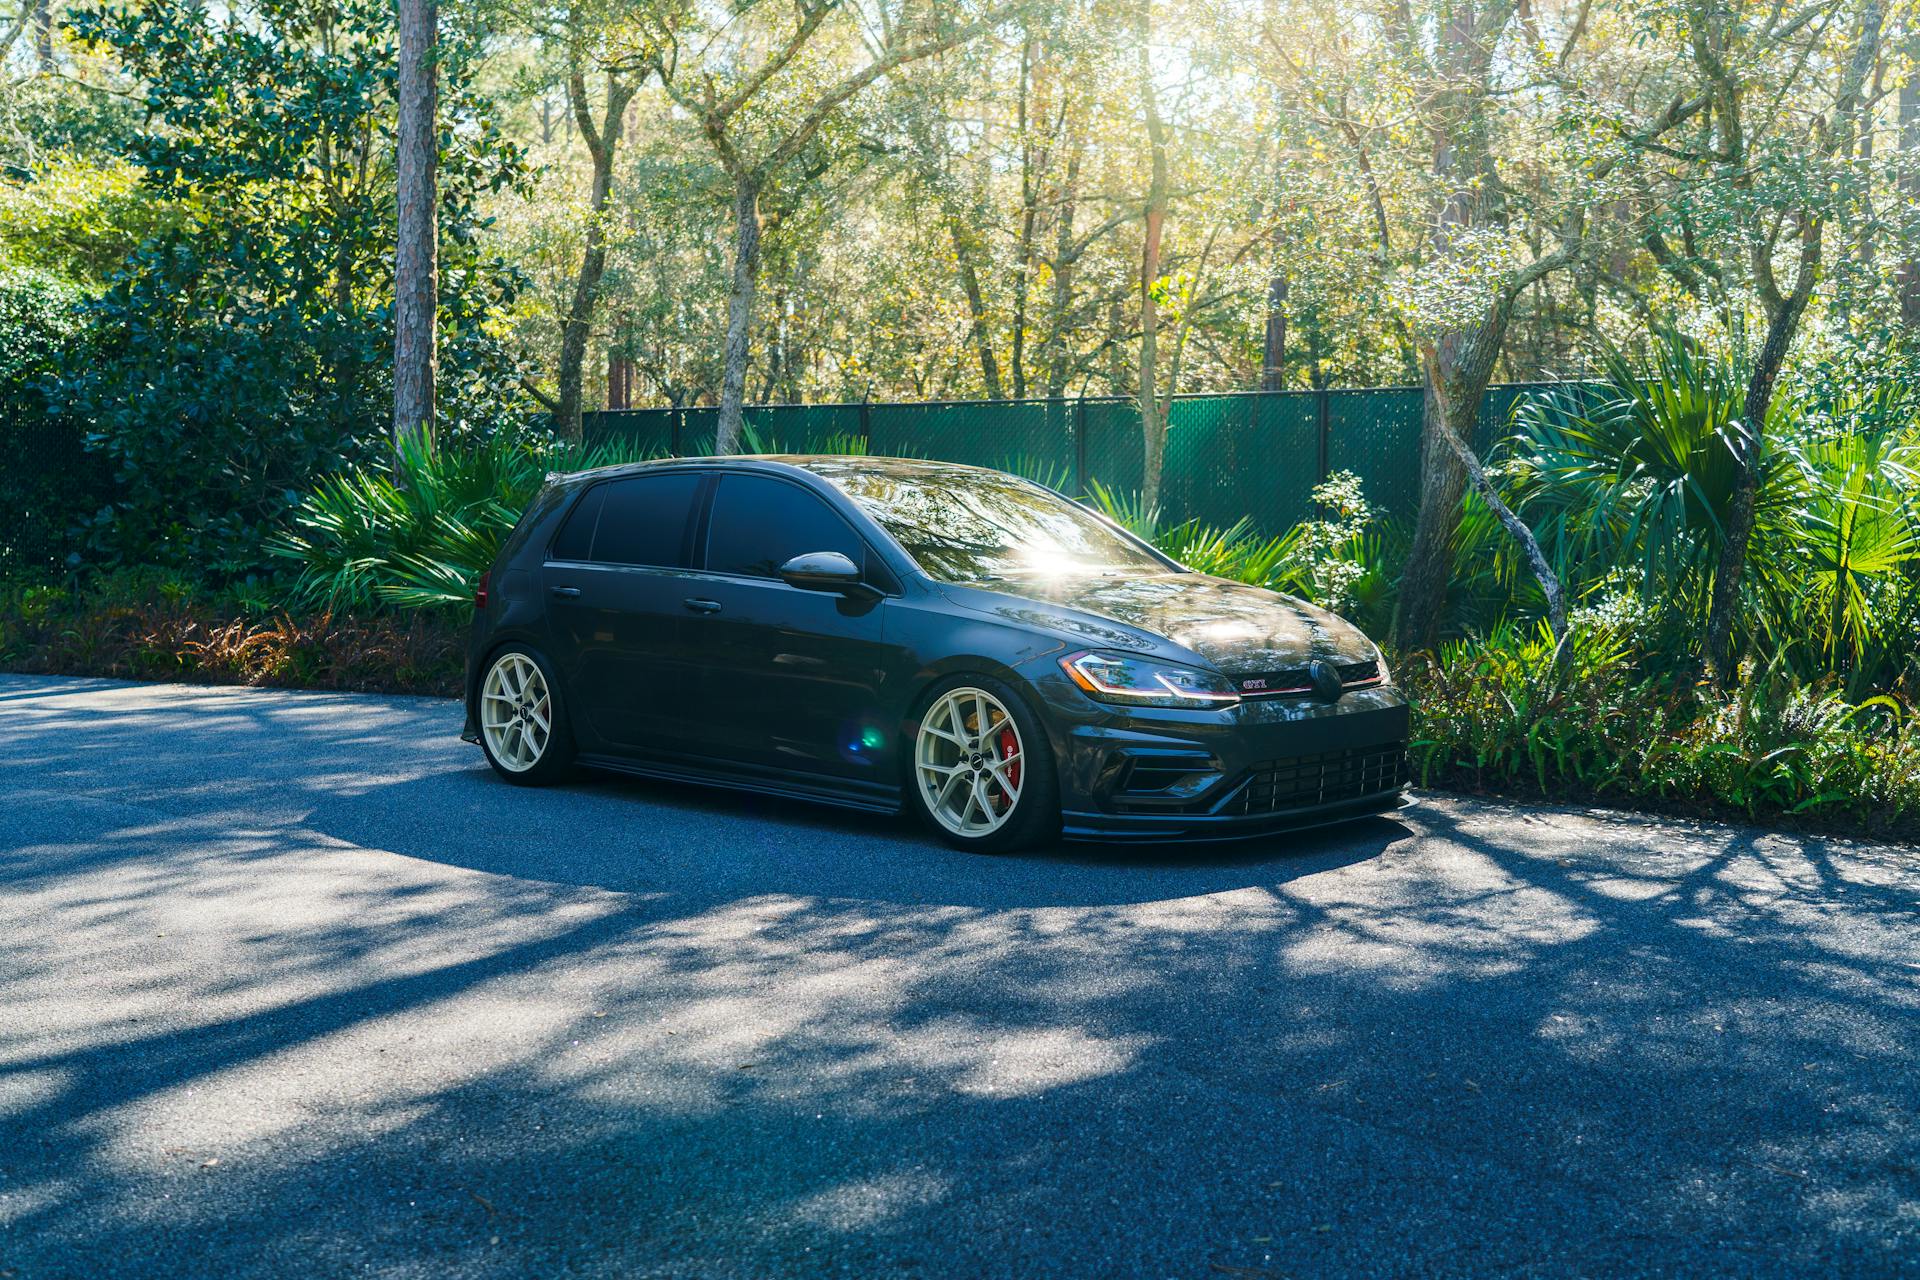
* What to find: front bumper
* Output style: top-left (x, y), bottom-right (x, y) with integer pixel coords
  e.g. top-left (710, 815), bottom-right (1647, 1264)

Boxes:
top-left (1040, 678), bottom-right (1413, 843)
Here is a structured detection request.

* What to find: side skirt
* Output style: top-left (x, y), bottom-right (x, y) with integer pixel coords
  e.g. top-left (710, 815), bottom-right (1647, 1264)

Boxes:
top-left (576, 752), bottom-right (904, 816)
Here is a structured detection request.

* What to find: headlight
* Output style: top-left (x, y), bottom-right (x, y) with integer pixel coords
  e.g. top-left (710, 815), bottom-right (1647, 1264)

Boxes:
top-left (1059, 651), bottom-right (1241, 709)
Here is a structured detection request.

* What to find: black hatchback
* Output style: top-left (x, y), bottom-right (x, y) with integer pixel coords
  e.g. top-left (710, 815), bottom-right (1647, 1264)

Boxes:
top-left (462, 455), bottom-right (1409, 852)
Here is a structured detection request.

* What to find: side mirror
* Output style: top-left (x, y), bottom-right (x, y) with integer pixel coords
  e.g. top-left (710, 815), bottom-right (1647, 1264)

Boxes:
top-left (778, 550), bottom-right (874, 597)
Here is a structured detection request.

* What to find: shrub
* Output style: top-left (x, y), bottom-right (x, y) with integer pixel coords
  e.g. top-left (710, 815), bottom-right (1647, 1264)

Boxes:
top-left (1403, 624), bottom-right (1920, 839)
top-left (0, 264), bottom-right (110, 579)
top-left (55, 0), bottom-right (534, 577)
top-left (1086, 471), bottom-right (1385, 615)
top-left (1505, 333), bottom-right (1920, 694)
top-left (271, 432), bottom-right (664, 610)
top-left (0, 570), bottom-right (464, 696)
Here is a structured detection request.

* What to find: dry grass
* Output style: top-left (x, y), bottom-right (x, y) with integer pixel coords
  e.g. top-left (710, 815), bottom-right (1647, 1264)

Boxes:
top-left (0, 580), bottom-right (463, 697)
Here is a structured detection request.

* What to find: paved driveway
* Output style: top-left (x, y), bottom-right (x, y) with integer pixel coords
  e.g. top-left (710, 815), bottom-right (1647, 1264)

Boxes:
top-left (2, 674), bottom-right (1917, 1278)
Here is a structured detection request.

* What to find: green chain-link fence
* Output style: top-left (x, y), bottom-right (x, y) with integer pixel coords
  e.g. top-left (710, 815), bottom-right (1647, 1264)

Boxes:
top-left (1, 382), bottom-right (1582, 579)
top-left (585, 383), bottom-right (1578, 534)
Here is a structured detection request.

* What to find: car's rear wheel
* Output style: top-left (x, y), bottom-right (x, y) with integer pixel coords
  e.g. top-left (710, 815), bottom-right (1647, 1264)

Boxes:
top-left (478, 646), bottom-right (575, 785)
top-left (908, 675), bottom-right (1059, 853)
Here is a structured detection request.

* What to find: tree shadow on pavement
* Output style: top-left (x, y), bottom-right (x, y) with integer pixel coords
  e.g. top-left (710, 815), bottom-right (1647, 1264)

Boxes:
top-left (4, 676), bottom-right (1918, 1278)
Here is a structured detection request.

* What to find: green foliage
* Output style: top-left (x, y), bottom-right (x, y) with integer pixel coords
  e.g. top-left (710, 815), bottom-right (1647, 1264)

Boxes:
top-left (1268, 471), bottom-right (1376, 612)
top-left (999, 454), bottom-right (1074, 493)
top-left (0, 263), bottom-right (85, 388)
top-left (1089, 471), bottom-right (1385, 614)
top-left (271, 432), bottom-right (663, 610)
top-left (0, 568), bottom-right (464, 695)
top-left (1082, 479), bottom-right (1157, 539)
top-left (0, 265), bottom-right (110, 578)
top-left (0, 63), bottom-right (145, 175)
top-left (1755, 393), bottom-right (1920, 695)
top-left (1506, 334), bottom-right (1920, 693)
top-left (1404, 627), bottom-right (1920, 839)
top-left (1508, 331), bottom-right (1758, 613)
top-left (736, 422), bottom-right (878, 457)
top-left (0, 160), bottom-right (170, 285)
top-left (57, 0), bottom-right (533, 577)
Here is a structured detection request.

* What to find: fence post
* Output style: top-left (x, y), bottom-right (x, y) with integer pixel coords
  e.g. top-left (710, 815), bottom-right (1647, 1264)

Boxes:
top-left (1315, 384), bottom-right (1330, 486)
top-left (860, 395), bottom-right (873, 452)
top-left (1074, 397), bottom-right (1088, 497)
top-left (671, 407), bottom-right (682, 456)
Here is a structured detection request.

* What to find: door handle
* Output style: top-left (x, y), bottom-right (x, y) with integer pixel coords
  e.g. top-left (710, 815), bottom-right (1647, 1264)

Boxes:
top-left (549, 585), bottom-right (582, 598)
top-left (682, 598), bottom-right (723, 614)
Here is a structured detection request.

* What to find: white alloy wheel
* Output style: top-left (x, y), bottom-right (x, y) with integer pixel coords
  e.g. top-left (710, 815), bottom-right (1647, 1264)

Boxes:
top-left (916, 686), bottom-right (1027, 838)
top-left (481, 652), bottom-right (553, 773)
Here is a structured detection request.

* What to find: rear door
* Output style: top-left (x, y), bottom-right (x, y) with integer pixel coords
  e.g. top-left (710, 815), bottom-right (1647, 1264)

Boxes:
top-left (678, 472), bottom-right (903, 789)
top-left (542, 470), bottom-right (708, 754)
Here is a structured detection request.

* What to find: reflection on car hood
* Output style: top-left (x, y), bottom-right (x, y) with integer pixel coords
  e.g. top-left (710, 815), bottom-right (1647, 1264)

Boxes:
top-left (947, 571), bottom-right (1378, 673)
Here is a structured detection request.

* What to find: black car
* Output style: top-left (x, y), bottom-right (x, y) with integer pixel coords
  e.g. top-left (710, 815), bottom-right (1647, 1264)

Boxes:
top-left (461, 455), bottom-right (1409, 852)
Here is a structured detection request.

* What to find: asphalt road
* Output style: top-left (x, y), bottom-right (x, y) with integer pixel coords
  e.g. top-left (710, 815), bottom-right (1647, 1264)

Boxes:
top-left (2, 673), bottom-right (1917, 1279)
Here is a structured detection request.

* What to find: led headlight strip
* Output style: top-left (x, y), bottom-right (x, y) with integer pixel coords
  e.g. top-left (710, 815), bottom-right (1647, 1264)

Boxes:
top-left (1059, 651), bottom-right (1241, 708)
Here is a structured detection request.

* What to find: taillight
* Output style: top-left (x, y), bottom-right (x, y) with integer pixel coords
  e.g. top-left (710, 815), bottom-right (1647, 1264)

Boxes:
top-left (474, 570), bottom-right (490, 611)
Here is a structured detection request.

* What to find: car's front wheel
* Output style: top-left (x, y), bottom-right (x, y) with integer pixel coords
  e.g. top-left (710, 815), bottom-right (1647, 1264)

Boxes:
top-left (478, 646), bottom-right (576, 785)
top-left (907, 675), bottom-right (1059, 853)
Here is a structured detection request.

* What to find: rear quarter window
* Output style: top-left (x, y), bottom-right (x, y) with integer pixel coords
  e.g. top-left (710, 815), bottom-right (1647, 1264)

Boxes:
top-left (548, 483), bottom-right (606, 562)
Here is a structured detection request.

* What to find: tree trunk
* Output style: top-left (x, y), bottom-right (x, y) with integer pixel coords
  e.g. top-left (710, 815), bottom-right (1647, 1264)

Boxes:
top-left (31, 0), bottom-right (51, 66)
top-left (392, 0), bottom-right (438, 453)
top-left (1041, 147), bottom-right (1081, 397)
top-left (714, 176), bottom-right (763, 455)
top-left (606, 335), bottom-right (636, 411)
top-left (1011, 30), bottom-right (1036, 400)
top-left (1703, 290), bottom-right (1807, 683)
top-left (1135, 0), bottom-right (1170, 518)
top-left (1899, 23), bottom-right (1920, 323)
top-left (1419, 341), bottom-right (1569, 645)
top-left (1260, 268), bottom-right (1287, 391)
top-left (1703, 0), bottom-right (1875, 682)
top-left (555, 71), bottom-right (636, 443)
top-left (1138, 258), bottom-right (1166, 518)
top-left (1388, 0), bottom-right (1514, 650)
top-left (1855, 50), bottom-right (1882, 274)
top-left (949, 220), bottom-right (1004, 398)
top-left (1392, 320), bottom-right (1505, 650)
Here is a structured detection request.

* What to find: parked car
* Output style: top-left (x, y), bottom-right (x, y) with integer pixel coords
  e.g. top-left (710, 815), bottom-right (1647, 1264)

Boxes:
top-left (462, 455), bottom-right (1409, 852)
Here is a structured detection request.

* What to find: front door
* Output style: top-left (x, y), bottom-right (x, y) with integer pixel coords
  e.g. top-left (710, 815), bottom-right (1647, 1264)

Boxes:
top-left (680, 472), bottom-right (902, 789)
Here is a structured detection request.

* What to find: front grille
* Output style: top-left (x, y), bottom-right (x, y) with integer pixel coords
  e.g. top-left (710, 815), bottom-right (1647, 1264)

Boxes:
top-left (1236, 658), bottom-right (1381, 698)
top-left (1232, 744), bottom-right (1407, 814)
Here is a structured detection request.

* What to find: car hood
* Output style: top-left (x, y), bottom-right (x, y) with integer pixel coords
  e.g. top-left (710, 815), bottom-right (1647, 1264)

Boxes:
top-left (942, 571), bottom-right (1379, 674)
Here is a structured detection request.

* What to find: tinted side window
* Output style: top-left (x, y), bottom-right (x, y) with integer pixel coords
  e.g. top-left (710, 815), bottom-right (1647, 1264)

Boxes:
top-left (549, 484), bottom-right (605, 561)
top-left (587, 473), bottom-right (702, 567)
top-left (705, 475), bottom-right (866, 580)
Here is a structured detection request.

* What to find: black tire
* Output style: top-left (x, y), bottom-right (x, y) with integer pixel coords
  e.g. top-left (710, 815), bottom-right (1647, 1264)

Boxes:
top-left (476, 644), bottom-right (578, 786)
top-left (904, 673), bottom-right (1060, 854)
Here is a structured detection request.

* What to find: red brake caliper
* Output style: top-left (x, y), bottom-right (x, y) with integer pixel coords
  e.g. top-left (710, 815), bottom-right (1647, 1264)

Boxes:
top-left (995, 727), bottom-right (1021, 811)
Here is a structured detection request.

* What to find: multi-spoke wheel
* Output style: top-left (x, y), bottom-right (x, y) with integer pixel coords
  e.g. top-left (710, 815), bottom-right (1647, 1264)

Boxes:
top-left (478, 647), bottom-right (574, 784)
top-left (908, 677), bottom-right (1058, 853)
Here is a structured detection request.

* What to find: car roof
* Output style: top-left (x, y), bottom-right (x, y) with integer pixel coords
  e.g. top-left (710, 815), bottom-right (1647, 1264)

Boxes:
top-left (550, 453), bottom-right (1012, 487)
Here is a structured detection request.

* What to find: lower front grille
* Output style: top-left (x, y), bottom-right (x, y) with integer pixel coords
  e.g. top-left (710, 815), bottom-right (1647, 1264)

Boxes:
top-left (1232, 744), bottom-right (1408, 815)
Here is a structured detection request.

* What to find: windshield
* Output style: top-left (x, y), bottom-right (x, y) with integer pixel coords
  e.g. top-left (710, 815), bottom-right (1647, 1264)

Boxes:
top-left (810, 464), bottom-right (1170, 584)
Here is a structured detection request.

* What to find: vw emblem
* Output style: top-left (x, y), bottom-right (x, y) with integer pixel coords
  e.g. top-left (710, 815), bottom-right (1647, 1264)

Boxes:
top-left (1307, 660), bottom-right (1345, 703)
